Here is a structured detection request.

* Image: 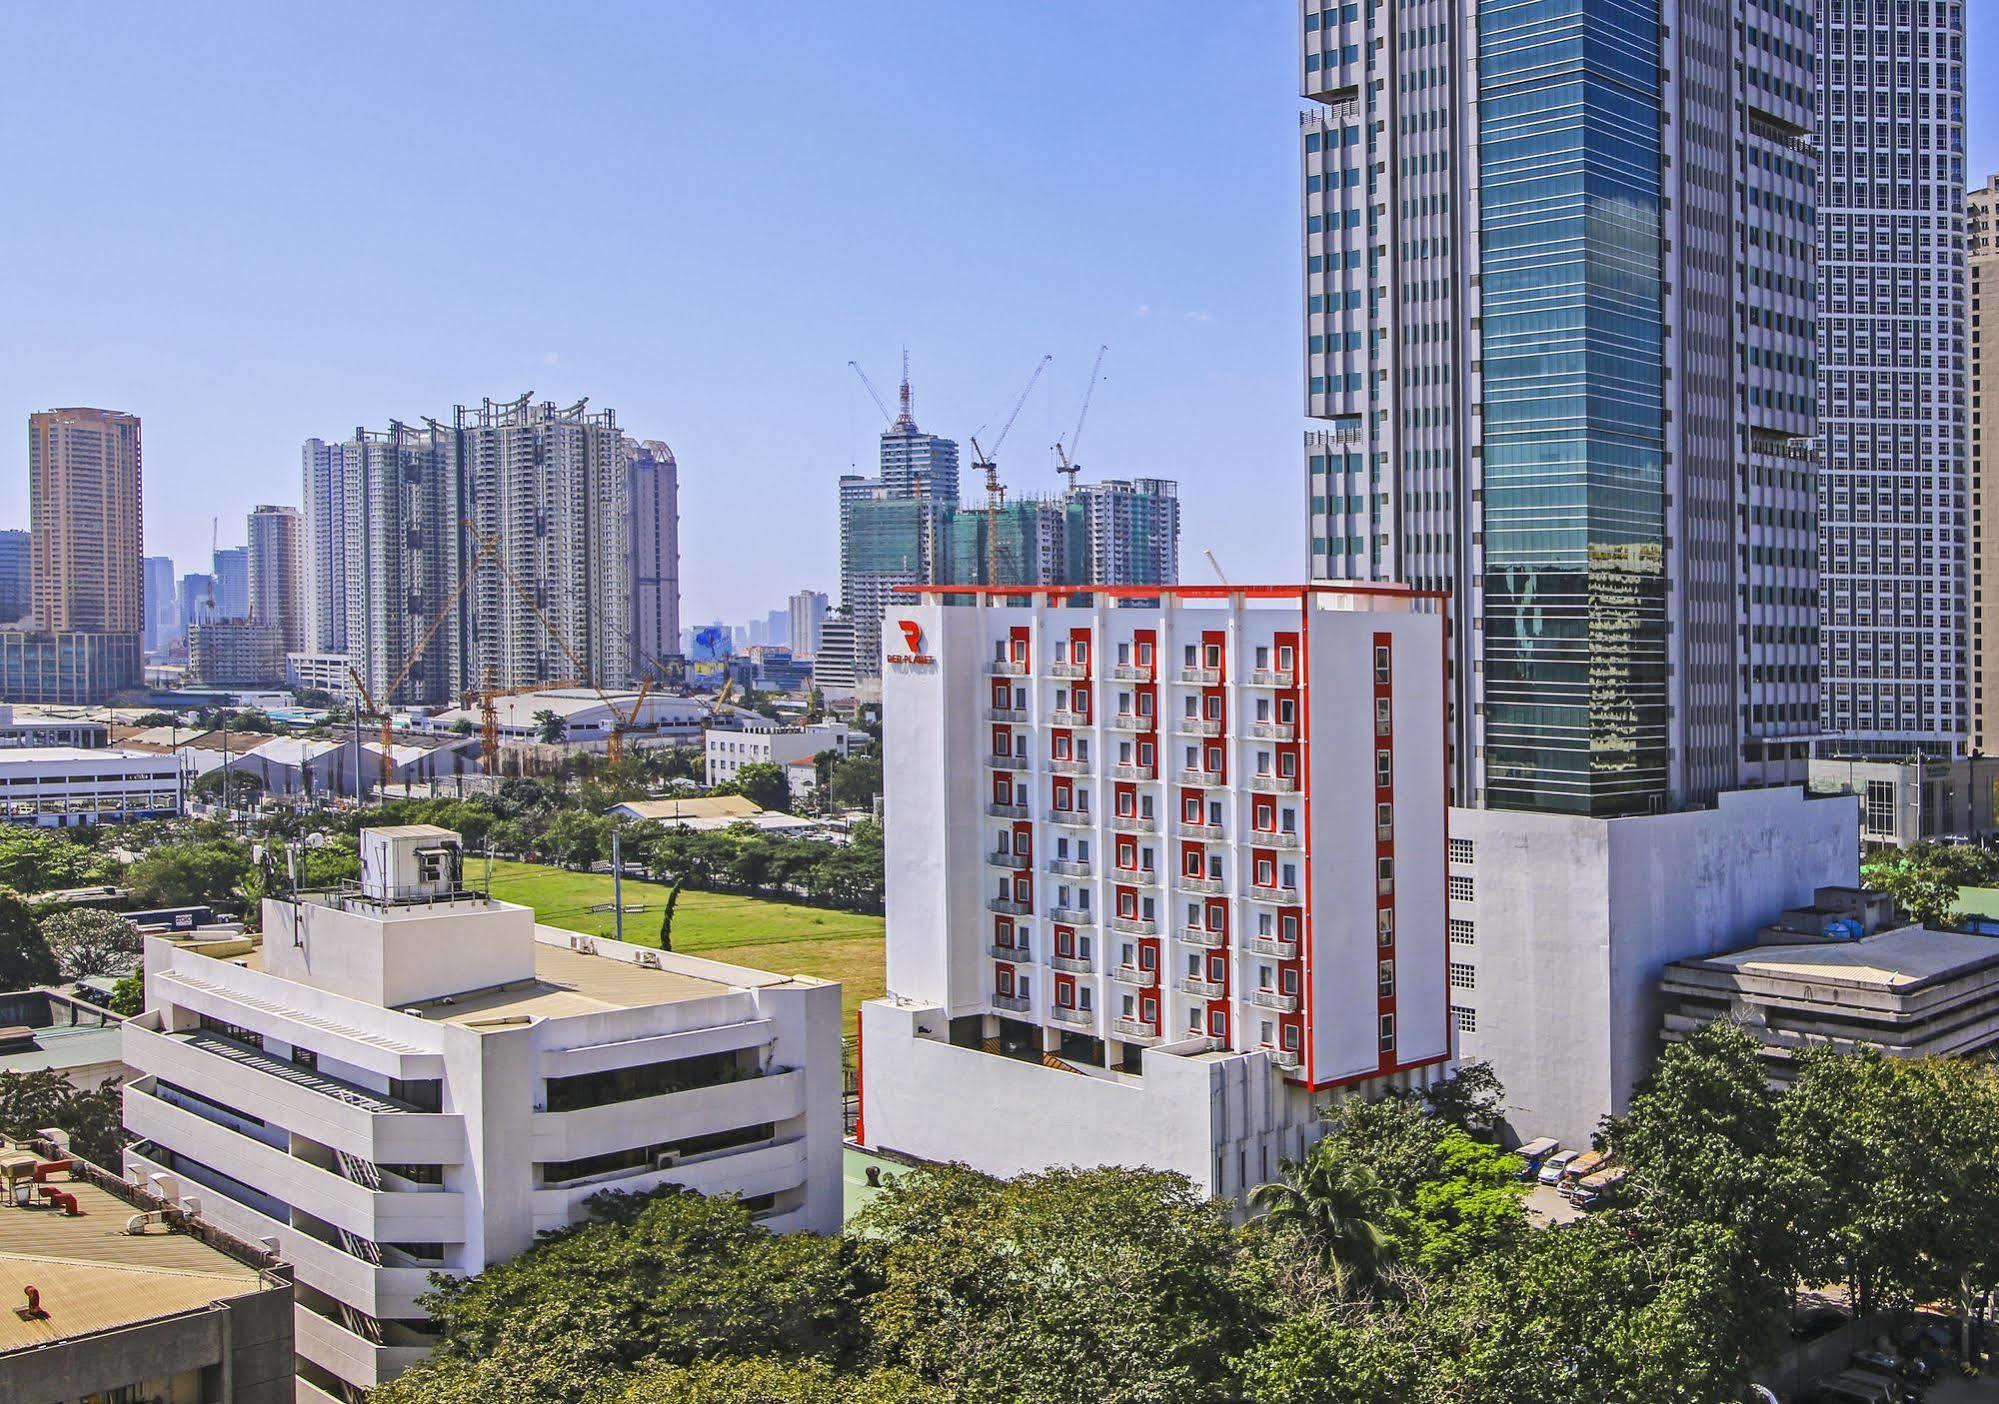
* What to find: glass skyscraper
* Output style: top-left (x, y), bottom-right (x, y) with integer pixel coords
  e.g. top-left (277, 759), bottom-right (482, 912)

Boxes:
top-left (1302, 0), bottom-right (1820, 817)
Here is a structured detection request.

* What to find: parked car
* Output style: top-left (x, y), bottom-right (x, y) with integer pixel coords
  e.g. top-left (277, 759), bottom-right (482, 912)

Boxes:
top-left (1537, 1149), bottom-right (1580, 1186)
top-left (1512, 1136), bottom-right (1560, 1181)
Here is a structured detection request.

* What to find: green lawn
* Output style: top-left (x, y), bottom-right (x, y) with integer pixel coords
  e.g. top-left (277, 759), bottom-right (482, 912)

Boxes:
top-left (482, 859), bottom-right (884, 1029)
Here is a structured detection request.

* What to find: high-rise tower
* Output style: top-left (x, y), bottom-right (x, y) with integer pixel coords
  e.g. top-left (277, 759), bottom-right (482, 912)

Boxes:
top-left (1816, 0), bottom-right (1968, 758)
top-left (1972, 176), bottom-right (1999, 757)
top-left (247, 504), bottom-right (307, 654)
top-left (626, 437), bottom-right (680, 677)
top-left (28, 407), bottom-right (143, 635)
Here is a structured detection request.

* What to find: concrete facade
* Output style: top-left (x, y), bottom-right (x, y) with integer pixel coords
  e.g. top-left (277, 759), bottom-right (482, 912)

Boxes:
top-left (627, 438), bottom-right (680, 679)
top-left (1446, 787), bottom-right (1860, 1148)
top-left (705, 720), bottom-right (854, 789)
top-left (1809, 754), bottom-right (1999, 850)
top-left (28, 408), bottom-right (143, 636)
top-left (0, 746), bottom-right (180, 827)
top-left (246, 505), bottom-right (306, 655)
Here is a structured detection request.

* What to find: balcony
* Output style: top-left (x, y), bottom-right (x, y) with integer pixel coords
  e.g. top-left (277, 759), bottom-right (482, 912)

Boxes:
top-left (1107, 713), bottom-right (1154, 733)
top-left (1109, 664), bottom-right (1152, 681)
top-left (1176, 716), bottom-right (1222, 737)
top-left (989, 943), bottom-right (1030, 961)
top-left (1112, 964), bottom-right (1159, 989)
top-left (1047, 661), bottom-right (1090, 679)
top-left (986, 753), bottom-right (1027, 771)
top-left (295, 1305), bottom-right (432, 1390)
top-left (1176, 873), bottom-right (1224, 895)
top-left (1179, 975), bottom-right (1226, 999)
top-left (1049, 709), bottom-right (1091, 728)
top-left (1178, 666), bottom-right (1221, 686)
top-left (1247, 720), bottom-right (1296, 741)
top-left (993, 992), bottom-right (1032, 1013)
top-left (1264, 1046), bottom-right (1302, 1071)
top-left (1047, 757), bottom-right (1089, 776)
top-left (1248, 775), bottom-right (1300, 794)
top-left (1043, 808), bottom-right (1091, 828)
top-left (1262, 830), bottom-right (1303, 850)
top-left (1250, 936), bottom-right (1299, 961)
top-left (1249, 884), bottom-right (1300, 905)
top-left (1044, 857), bottom-right (1092, 877)
top-left (987, 659), bottom-right (1028, 677)
top-left (1109, 915), bottom-right (1159, 938)
top-left (986, 801), bottom-right (1029, 819)
top-left (1176, 768), bottom-right (1221, 788)
top-left (1111, 1018), bottom-right (1159, 1045)
top-left (988, 849), bottom-right (1030, 870)
top-left (1050, 1005), bottom-right (1096, 1029)
top-left (1180, 927), bottom-right (1226, 950)
top-left (1048, 954), bottom-right (1093, 974)
top-left (1046, 905), bottom-right (1094, 927)
top-left (1180, 821), bottom-right (1224, 841)
top-left (988, 896), bottom-right (1033, 917)
top-left (986, 706), bottom-right (1029, 723)
top-left (1108, 813), bottom-right (1157, 835)
top-left (1111, 762), bottom-right (1157, 781)
top-left (1249, 670), bottom-right (1296, 688)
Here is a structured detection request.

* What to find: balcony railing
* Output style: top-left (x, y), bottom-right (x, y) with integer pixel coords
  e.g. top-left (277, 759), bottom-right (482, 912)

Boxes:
top-left (1108, 714), bottom-right (1154, 733)
top-left (988, 896), bottom-right (1033, 916)
top-left (1109, 664), bottom-right (1151, 681)
top-left (1044, 809), bottom-right (1091, 827)
top-left (1049, 954), bottom-right (1093, 974)
top-left (1253, 990), bottom-right (1300, 1013)
top-left (1047, 757), bottom-right (1089, 775)
top-left (1248, 775), bottom-right (1300, 794)
top-left (1109, 915), bottom-right (1159, 937)
top-left (1249, 670), bottom-right (1296, 688)
top-left (1112, 964), bottom-right (1159, 989)
top-left (1180, 821), bottom-right (1224, 841)
top-left (1050, 1005), bottom-right (1096, 1028)
top-left (1262, 830), bottom-right (1303, 850)
top-left (1180, 975), bottom-right (1226, 999)
top-left (988, 849), bottom-right (1030, 870)
top-left (1176, 873), bottom-right (1224, 895)
top-left (987, 754), bottom-right (1027, 771)
top-left (1176, 717), bottom-right (1222, 737)
top-left (986, 801), bottom-right (1029, 819)
top-left (1249, 885), bottom-right (1300, 905)
top-left (986, 706), bottom-right (1029, 723)
top-left (1264, 1045), bottom-right (1302, 1071)
top-left (1109, 813), bottom-right (1157, 835)
top-left (1045, 857), bottom-right (1092, 877)
top-left (1047, 661), bottom-right (1090, 679)
top-left (987, 659), bottom-right (1028, 677)
top-left (1112, 1018), bottom-right (1159, 1044)
top-left (1176, 768), bottom-right (1220, 788)
top-left (1049, 709), bottom-right (1091, 728)
top-left (1250, 936), bottom-right (1299, 961)
top-left (989, 943), bottom-right (1029, 961)
top-left (1047, 906), bottom-right (1094, 927)
top-left (1180, 927), bottom-right (1226, 950)
top-left (1179, 667), bottom-right (1221, 686)
top-left (1247, 720), bottom-right (1296, 741)
top-left (993, 993), bottom-right (1032, 1013)
top-left (1111, 762), bottom-right (1157, 781)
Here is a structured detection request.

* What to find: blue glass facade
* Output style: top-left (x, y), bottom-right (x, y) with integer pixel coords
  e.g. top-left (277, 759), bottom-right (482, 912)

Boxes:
top-left (1477, 0), bottom-right (1668, 815)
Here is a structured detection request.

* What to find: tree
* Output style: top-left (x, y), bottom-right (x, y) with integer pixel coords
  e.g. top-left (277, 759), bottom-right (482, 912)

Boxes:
top-left (124, 839), bottom-right (253, 911)
top-left (730, 762), bottom-right (791, 814)
top-left (656, 874), bottom-right (685, 952)
top-left (1248, 1156), bottom-right (1396, 1293)
top-left (107, 972), bottom-right (145, 1016)
top-left (0, 888), bottom-right (58, 988)
top-left (533, 708), bottom-right (566, 744)
top-left (0, 1068), bottom-right (122, 1166)
top-left (1861, 840), bottom-right (1999, 925)
top-left (0, 831), bottom-right (111, 895)
top-left (1421, 1059), bottom-right (1505, 1139)
top-left (828, 755), bottom-right (883, 812)
top-left (38, 909), bottom-right (141, 979)
top-left (371, 1187), bottom-right (858, 1404)
top-left (192, 767), bottom-right (265, 807)
top-left (616, 1359), bottom-right (944, 1404)
top-left (856, 1164), bottom-right (1254, 1404)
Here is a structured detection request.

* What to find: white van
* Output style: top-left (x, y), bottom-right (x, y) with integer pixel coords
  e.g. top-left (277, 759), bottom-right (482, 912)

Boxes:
top-left (1536, 1149), bottom-right (1580, 1186)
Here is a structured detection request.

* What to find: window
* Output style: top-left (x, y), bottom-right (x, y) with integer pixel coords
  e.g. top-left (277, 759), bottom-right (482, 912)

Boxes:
top-left (1449, 963), bottom-right (1477, 991)
top-left (1451, 1006), bottom-right (1478, 1034)
top-left (1377, 856), bottom-right (1393, 890)
top-left (1863, 779), bottom-right (1896, 835)
top-left (545, 1050), bottom-right (754, 1113)
top-left (1208, 1009), bottom-right (1227, 1036)
top-left (1448, 874), bottom-right (1474, 902)
top-left (1282, 1023), bottom-right (1300, 1050)
top-left (1378, 960), bottom-right (1394, 996)
top-left (1449, 918), bottom-right (1475, 945)
top-left (1377, 908), bottom-right (1393, 946)
top-left (1378, 1013), bottom-right (1395, 1051)
top-left (290, 1047), bottom-right (318, 1071)
top-left (1447, 837), bottom-right (1474, 864)
top-left (197, 1014), bottom-right (264, 1050)
top-left (1375, 697), bottom-right (1391, 735)
top-left (1376, 802), bottom-right (1393, 836)
top-left (1375, 749), bottom-right (1392, 786)
top-left (1374, 645), bottom-right (1390, 683)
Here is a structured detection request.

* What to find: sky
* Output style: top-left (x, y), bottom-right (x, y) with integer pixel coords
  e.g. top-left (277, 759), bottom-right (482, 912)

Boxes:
top-left (3, 5), bottom-right (1997, 627)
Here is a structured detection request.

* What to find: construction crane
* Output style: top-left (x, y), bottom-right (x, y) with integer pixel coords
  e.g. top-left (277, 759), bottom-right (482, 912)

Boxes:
top-left (344, 535), bottom-right (496, 797)
top-left (849, 360), bottom-right (894, 426)
top-left (462, 521), bottom-right (657, 766)
top-left (968, 354), bottom-right (1053, 586)
top-left (1054, 344), bottom-right (1109, 494)
top-left (849, 349), bottom-right (918, 430)
top-left (478, 677), bottom-right (581, 768)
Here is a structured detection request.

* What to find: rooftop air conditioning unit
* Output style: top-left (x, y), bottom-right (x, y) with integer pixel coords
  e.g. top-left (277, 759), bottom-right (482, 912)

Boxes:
top-left (570, 935), bottom-right (592, 953)
top-left (636, 950), bottom-right (662, 970)
top-left (652, 1151), bottom-right (679, 1171)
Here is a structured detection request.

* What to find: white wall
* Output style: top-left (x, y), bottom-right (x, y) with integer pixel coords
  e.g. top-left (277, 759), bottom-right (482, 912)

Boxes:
top-left (1452, 787), bottom-right (1859, 1147)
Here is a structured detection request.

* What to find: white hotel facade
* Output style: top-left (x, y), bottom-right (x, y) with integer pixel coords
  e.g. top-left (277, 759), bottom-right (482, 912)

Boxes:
top-left (859, 584), bottom-right (1449, 1205)
top-left (121, 825), bottom-right (842, 1402)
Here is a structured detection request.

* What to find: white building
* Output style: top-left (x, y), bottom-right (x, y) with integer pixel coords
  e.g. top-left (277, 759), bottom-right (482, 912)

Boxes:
top-left (704, 720), bottom-right (854, 789)
top-left (859, 583), bottom-right (1449, 1208)
top-left (286, 652), bottom-right (358, 700)
top-left (0, 746), bottom-right (180, 828)
top-left (424, 687), bottom-right (707, 749)
top-left (122, 825), bottom-right (843, 1401)
top-left (789, 590), bottom-right (828, 659)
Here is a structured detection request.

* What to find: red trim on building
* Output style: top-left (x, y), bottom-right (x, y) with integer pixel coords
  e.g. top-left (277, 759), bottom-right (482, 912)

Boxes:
top-left (853, 1009), bottom-right (866, 1145)
top-left (896, 582), bottom-right (1449, 601)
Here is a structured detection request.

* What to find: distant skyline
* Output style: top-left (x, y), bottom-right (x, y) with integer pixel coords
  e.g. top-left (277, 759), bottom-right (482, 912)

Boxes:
top-left (4, 4), bottom-right (1995, 623)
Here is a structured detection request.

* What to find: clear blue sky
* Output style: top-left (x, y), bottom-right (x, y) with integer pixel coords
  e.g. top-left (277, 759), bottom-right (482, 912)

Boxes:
top-left (3, 5), bottom-right (1995, 626)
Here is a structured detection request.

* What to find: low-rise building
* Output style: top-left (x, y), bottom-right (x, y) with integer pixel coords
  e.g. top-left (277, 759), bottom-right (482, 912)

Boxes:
top-left (1660, 886), bottom-right (1999, 1082)
top-left (705, 720), bottom-right (853, 788)
top-left (0, 704), bottom-right (109, 749)
top-left (0, 1135), bottom-right (294, 1404)
top-left (285, 652), bottom-right (358, 700)
top-left (0, 746), bottom-right (181, 828)
top-left (0, 990), bottom-right (127, 1088)
top-left (188, 619), bottom-right (286, 689)
top-left (122, 824), bottom-right (843, 1399)
top-left (1808, 754), bottom-right (1999, 850)
top-left (424, 688), bottom-right (707, 751)
top-left (0, 629), bottom-right (142, 705)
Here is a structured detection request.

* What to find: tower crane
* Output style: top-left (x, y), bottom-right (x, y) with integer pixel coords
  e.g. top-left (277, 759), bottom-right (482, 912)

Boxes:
top-left (849, 348), bottom-right (919, 429)
top-left (1054, 344), bottom-right (1109, 495)
top-left (968, 354), bottom-right (1053, 586)
top-left (848, 361), bottom-right (894, 425)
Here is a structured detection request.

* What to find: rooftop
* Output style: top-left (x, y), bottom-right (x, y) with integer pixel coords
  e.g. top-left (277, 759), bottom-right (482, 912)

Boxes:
top-left (0, 1142), bottom-right (273, 1357)
top-left (0, 747), bottom-right (164, 765)
top-left (614, 794), bottom-right (764, 822)
top-left (1680, 925), bottom-right (1999, 991)
top-left (422, 939), bottom-right (738, 1026)
top-left (0, 1022), bottom-right (124, 1078)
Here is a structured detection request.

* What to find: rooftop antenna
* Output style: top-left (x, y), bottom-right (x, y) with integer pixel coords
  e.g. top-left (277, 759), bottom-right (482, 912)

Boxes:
top-left (1204, 549), bottom-right (1231, 588)
top-left (898, 346), bottom-right (914, 428)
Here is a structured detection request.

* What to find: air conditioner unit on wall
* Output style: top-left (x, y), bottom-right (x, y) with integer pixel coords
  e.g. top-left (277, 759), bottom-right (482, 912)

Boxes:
top-left (653, 1151), bottom-right (679, 1171)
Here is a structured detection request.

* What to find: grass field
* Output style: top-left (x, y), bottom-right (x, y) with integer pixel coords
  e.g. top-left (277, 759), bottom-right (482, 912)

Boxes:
top-left (482, 859), bottom-right (884, 1029)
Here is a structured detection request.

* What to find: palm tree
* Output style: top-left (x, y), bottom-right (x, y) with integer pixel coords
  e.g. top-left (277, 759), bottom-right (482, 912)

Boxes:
top-left (1248, 1155), bottom-right (1395, 1293)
